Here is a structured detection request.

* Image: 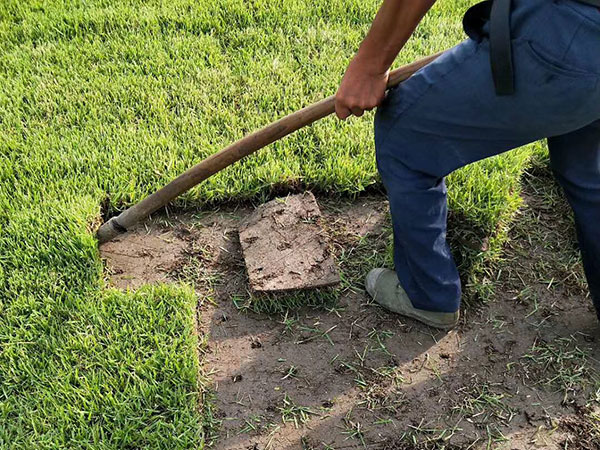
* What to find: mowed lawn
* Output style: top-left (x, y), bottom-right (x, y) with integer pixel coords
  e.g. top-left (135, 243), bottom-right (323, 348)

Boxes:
top-left (0, 0), bottom-right (535, 448)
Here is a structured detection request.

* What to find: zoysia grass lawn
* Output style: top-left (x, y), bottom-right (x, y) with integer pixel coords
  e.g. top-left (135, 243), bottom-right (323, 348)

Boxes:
top-left (0, 0), bottom-right (534, 448)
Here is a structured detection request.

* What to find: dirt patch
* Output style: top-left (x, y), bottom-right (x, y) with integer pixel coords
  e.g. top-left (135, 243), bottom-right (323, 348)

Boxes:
top-left (100, 184), bottom-right (600, 449)
top-left (239, 192), bottom-right (340, 292)
top-left (101, 227), bottom-right (189, 289)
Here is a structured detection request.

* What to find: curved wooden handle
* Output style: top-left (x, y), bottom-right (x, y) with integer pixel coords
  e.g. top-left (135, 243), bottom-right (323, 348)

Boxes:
top-left (97, 51), bottom-right (442, 244)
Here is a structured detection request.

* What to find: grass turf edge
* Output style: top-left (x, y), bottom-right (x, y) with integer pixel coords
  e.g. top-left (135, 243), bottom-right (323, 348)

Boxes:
top-left (0, 281), bottom-right (213, 449)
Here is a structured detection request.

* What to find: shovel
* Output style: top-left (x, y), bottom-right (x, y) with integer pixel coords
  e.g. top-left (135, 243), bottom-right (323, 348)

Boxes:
top-left (97, 52), bottom-right (442, 244)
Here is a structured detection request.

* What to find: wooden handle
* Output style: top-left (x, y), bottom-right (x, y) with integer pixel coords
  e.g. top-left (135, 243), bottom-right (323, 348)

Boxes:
top-left (97, 51), bottom-right (442, 244)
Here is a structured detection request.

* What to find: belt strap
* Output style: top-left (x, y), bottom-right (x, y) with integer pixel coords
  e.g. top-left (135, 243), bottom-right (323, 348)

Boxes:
top-left (463, 0), bottom-right (600, 96)
top-left (490, 0), bottom-right (513, 95)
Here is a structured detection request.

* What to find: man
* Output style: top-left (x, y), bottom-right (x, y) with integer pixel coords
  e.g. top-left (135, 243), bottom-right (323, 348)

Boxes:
top-left (335, 0), bottom-right (600, 329)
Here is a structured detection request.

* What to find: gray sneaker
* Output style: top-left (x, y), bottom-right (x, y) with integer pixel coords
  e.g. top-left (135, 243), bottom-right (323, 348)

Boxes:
top-left (365, 268), bottom-right (459, 330)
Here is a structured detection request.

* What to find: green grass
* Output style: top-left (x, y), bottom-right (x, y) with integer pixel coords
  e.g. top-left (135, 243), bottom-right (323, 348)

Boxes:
top-left (0, 284), bottom-right (206, 448)
top-left (0, 0), bottom-right (537, 447)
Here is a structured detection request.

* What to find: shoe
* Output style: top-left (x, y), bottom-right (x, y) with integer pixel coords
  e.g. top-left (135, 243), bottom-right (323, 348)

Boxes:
top-left (365, 268), bottom-right (459, 330)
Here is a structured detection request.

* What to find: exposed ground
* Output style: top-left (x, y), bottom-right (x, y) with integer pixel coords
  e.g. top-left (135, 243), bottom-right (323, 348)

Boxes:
top-left (103, 167), bottom-right (600, 449)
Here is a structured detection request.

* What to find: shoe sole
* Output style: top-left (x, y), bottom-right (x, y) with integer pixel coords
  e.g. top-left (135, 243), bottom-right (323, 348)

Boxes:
top-left (366, 270), bottom-right (458, 330)
top-left (400, 309), bottom-right (458, 330)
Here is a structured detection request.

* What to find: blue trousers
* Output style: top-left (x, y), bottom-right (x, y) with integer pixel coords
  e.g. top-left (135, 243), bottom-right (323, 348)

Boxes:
top-left (374, 0), bottom-right (600, 314)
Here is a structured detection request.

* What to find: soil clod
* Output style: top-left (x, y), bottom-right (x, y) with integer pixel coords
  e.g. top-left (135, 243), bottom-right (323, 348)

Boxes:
top-left (238, 192), bottom-right (340, 292)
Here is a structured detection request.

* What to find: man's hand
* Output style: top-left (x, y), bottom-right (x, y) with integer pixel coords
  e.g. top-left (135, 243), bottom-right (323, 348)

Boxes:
top-left (334, 0), bottom-right (436, 120)
top-left (335, 58), bottom-right (389, 120)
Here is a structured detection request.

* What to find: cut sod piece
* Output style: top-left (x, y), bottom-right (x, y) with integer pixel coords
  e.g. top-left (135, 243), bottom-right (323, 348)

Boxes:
top-left (239, 192), bottom-right (340, 292)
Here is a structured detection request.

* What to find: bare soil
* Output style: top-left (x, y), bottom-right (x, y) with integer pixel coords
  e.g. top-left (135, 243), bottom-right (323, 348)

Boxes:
top-left (101, 175), bottom-right (600, 450)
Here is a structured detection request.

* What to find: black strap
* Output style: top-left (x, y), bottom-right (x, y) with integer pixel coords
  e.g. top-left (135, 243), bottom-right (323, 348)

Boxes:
top-left (463, 0), bottom-right (514, 95)
top-left (490, 0), bottom-right (514, 95)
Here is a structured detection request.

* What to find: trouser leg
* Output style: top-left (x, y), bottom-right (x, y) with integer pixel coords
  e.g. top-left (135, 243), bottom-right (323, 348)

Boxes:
top-left (374, 0), bottom-right (600, 313)
top-left (375, 153), bottom-right (460, 313)
top-left (548, 121), bottom-right (600, 318)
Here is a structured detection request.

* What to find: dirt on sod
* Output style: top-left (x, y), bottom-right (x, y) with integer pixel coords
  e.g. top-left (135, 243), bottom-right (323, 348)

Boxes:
top-left (101, 174), bottom-right (600, 449)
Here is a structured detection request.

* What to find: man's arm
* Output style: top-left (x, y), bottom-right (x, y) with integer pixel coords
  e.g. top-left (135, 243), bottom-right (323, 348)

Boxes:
top-left (335, 0), bottom-right (437, 120)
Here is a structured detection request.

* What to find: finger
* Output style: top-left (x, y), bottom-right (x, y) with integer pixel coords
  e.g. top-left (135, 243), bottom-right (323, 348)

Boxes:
top-left (350, 107), bottom-right (365, 117)
top-left (335, 102), bottom-right (352, 120)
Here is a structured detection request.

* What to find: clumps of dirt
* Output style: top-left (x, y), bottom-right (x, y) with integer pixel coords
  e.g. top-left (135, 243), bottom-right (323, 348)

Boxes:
top-left (559, 408), bottom-right (600, 450)
top-left (239, 192), bottom-right (340, 292)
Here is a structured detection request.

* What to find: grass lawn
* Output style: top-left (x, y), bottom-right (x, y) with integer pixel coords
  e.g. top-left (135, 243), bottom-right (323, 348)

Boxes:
top-left (1, 0), bottom-right (536, 447)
